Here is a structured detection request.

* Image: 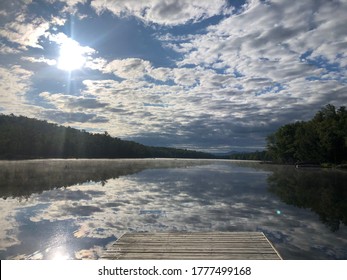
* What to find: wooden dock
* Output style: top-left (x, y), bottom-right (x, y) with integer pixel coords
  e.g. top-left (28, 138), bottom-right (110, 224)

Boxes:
top-left (102, 232), bottom-right (282, 260)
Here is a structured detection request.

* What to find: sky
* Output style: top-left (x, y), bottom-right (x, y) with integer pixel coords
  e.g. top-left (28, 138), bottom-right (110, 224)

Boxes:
top-left (0, 0), bottom-right (347, 153)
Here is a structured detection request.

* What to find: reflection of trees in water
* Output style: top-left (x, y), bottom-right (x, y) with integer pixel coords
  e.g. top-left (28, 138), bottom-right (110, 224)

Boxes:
top-left (0, 159), bottom-right (210, 199)
top-left (267, 166), bottom-right (347, 232)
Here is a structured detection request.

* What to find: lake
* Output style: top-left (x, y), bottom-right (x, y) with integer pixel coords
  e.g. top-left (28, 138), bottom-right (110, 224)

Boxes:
top-left (0, 159), bottom-right (346, 260)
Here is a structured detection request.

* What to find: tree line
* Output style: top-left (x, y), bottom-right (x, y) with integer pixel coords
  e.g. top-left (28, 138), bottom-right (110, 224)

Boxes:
top-left (0, 114), bottom-right (214, 159)
top-left (230, 104), bottom-right (347, 165)
top-left (266, 104), bottom-right (347, 164)
top-left (229, 150), bottom-right (272, 161)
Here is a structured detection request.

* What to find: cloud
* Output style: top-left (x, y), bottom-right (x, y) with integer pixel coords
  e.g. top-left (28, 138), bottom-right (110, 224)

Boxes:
top-left (49, 0), bottom-right (87, 6)
top-left (0, 0), bottom-right (32, 18)
top-left (74, 245), bottom-right (104, 260)
top-left (150, 0), bottom-right (347, 145)
top-left (1, 0), bottom-right (345, 152)
top-left (148, 67), bottom-right (172, 82)
top-left (0, 65), bottom-right (33, 111)
top-left (42, 109), bottom-right (108, 124)
top-left (48, 32), bottom-right (96, 55)
top-left (173, 1), bottom-right (345, 70)
top-left (0, 43), bottom-right (20, 54)
top-left (0, 200), bottom-right (21, 250)
top-left (90, 0), bottom-right (231, 26)
top-left (84, 57), bottom-right (107, 71)
top-left (103, 58), bottom-right (152, 80)
top-left (78, 63), bottom-right (284, 150)
top-left (38, 92), bottom-right (110, 125)
top-left (0, 15), bottom-right (50, 49)
top-left (39, 92), bottom-right (109, 111)
top-left (45, 0), bottom-right (88, 14)
top-left (21, 56), bottom-right (57, 66)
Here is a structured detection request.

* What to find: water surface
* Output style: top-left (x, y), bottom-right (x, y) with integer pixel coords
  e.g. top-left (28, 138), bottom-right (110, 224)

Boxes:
top-left (0, 159), bottom-right (346, 259)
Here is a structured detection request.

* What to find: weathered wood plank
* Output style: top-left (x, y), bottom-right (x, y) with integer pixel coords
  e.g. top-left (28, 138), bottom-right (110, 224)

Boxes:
top-left (102, 232), bottom-right (282, 260)
top-left (102, 253), bottom-right (280, 260)
top-left (112, 244), bottom-right (273, 249)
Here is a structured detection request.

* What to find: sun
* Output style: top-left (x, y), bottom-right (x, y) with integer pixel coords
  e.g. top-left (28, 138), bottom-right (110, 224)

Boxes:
top-left (57, 40), bottom-right (86, 71)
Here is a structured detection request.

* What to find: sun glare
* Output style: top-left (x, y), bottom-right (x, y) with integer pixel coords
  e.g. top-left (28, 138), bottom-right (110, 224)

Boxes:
top-left (52, 251), bottom-right (70, 260)
top-left (50, 247), bottom-right (70, 260)
top-left (57, 40), bottom-right (86, 71)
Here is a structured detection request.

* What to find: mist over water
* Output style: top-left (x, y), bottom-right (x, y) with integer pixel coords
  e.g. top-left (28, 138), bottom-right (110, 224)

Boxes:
top-left (0, 159), bottom-right (346, 260)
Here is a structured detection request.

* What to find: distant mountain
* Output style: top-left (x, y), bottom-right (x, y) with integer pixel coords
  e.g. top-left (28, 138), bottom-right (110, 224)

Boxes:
top-left (0, 114), bottom-right (215, 160)
top-left (216, 151), bottom-right (240, 155)
top-left (213, 151), bottom-right (240, 157)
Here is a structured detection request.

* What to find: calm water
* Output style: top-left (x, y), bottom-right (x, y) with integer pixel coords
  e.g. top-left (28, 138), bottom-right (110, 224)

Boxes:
top-left (0, 159), bottom-right (346, 260)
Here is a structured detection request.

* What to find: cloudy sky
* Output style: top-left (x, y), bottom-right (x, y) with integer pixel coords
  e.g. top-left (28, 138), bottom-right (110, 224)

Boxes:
top-left (1, 0), bottom-right (346, 152)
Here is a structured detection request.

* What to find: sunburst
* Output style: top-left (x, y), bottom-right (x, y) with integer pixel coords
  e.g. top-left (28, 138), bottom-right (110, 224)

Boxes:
top-left (57, 40), bottom-right (86, 71)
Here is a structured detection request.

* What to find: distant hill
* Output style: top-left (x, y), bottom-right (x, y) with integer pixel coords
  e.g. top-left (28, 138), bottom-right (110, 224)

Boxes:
top-left (212, 150), bottom-right (271, 161)
top-left (213, 151), bottom-right (239, 157)
top-left (228, 150), bottom-right (271, 161)
top-left (0, 114), bottom-right (215, 160)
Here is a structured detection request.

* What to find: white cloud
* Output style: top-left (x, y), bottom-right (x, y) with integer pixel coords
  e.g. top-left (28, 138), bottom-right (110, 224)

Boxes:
top-left (0, 16), bottom-right (50, 49)
top-left (103, 58), bottom-right (152, 80)
top-left (32, 0), bottom-right (347, 149)
top-left (45, 0), bottom-right (87, 8)
top-left (148, 67), bottom-right (172, 82)
top-left (0, 1), bottom-right (33, 17)
top-left (84, 57), bottom-right (107, 71)
top-left (39, 92), bottom-right (108, 111)
top-left (166, 0), bottom-right (347, 115)
top-left (46, 0), bottom-right (88, 15)
top-left (90, 0), bottom-right (231, 26)
top-left (79, 77), bottom-right (188, 136)
top-left (172, 67), bottom-right (199, 87)
top-left (0, 43), bottom-right (20, 54)
top-left (1, 0), bottom-right (345, 152)
top-left (0, 199), bottom-right (21, 250)
top-left (0, 65), bottom-right (33, 111)
top-left (21, 56), bottom-right (57, 66)
top-left (50, 16), bottom-right (67, 26)
top-left (48, 33), bottom-right (95, 55)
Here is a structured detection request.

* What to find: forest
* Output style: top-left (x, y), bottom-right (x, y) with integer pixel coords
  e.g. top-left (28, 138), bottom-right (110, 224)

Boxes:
top-left (229, 104), bottom-right (347, 165)
top-left (229, 150), bottom-right (272, 161)
top-left (0, 114), bottom-right (214, 159)
top-left (266, 104), bottom-right (347, 164)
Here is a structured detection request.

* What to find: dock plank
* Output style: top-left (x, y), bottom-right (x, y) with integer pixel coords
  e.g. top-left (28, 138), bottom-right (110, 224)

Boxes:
top-left (102, 232), bottom-right (282, 260)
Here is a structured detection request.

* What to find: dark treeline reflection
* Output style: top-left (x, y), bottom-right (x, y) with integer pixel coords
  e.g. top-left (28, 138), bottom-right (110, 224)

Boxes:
top-left (267, 166), bottom-right (347, 232)
top-left (0, 159), bottom-right (211, 199)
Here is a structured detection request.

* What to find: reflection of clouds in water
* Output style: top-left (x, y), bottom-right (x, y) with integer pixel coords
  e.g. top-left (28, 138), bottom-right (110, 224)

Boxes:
top-left (38, 189), bottom-right (95, 202)
top-left (0, 161), bottom-right (346, 259)
top-left (74, 245), bottom-right (104, 260)
top-left (12, 252), bottom-right (44, 260)
top-left (0, 199), bottom-right (21, 250)
top-left (28, 165), bottom-right (347, 258)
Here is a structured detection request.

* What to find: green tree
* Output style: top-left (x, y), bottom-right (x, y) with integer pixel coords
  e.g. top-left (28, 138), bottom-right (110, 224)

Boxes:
top-left (267, 122), bottom-right (302, 163)
top-left (266, 104), bottom-right (347, 164)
